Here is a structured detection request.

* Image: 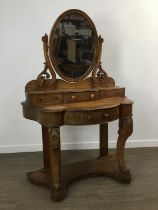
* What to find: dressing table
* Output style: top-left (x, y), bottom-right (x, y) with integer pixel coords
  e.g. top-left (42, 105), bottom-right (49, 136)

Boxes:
top-left (21, 9), bottom-right (133, 201)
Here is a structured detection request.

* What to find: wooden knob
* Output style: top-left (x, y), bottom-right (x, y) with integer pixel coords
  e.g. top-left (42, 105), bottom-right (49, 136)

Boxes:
top-left (87, 115), bottom-right (92, 120)
top-left (71, 95), bottom-right (76, 99)
top-left (104, 113), bottom-right (109, 117)
top-left (90, 93), bottom-right (95, 98)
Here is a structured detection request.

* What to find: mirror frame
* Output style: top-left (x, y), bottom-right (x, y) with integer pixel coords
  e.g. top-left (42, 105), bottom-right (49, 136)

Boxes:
top-left (49, 9), bottom-right (98, 82)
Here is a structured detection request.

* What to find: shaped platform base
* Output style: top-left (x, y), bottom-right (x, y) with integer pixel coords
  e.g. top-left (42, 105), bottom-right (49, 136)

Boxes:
top-left (27, 155), bottom-right (131, 201)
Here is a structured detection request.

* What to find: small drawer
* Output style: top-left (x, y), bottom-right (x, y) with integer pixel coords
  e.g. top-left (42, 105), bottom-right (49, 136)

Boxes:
top-left (28, 93), bottom-right (64, 105)
top-left (28, 95), bottom-right (45, 105)
top-left (45, 94), bottom-right (64, 104)
top-left (84, 107), bottom-right (119, 124)
top-left (99, 88), bottom-right (125, 99)
top-left (65, 91), bottom-right (98, 103)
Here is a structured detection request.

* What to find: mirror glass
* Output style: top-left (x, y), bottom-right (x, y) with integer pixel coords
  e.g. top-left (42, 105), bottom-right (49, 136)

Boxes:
top-left (49, 12), bottom-right (96, 81)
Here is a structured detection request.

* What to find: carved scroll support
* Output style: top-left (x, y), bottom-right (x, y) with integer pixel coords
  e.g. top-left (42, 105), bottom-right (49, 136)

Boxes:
top-left (116, 116), bottom-right (133, 182)
top-left (92, 36), bottom-right (115, 87)
top-left (48, 127), bottom-right (65, 201)
top-left (37, 34), bottom-right (56, 88)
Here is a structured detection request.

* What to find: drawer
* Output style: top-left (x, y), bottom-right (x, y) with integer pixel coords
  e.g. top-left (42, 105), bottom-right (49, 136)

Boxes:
top-left (83, 106), bottom-right (119, 124)
top-left (44, 94), bottom-right (64, 104)
top-left (65, 91), bottom-right (98, 103)
top-left (99, 88), bottom-right (125, 99)
top-left (27, 93), bottom-right (64, 105)
top-left (64, 112), bottom-right (84, 125)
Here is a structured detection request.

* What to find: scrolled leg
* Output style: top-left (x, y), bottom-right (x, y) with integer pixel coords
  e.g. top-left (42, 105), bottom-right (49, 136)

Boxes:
top-left (116, 116), bottom-right (133, 183)
top-left (48, 127), bottom-right (65, 201)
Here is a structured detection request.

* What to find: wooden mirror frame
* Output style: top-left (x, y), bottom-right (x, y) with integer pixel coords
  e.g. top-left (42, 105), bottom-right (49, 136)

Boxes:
top-left (49, 9), bottom-right (98, 82)
top-left (36, 9), bottom-right (115, 89)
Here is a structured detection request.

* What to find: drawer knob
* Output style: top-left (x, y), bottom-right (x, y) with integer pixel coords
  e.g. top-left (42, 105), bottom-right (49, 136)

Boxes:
top-left (90, 93), bottom-right (95, 98)
top-left (87, 115), bottom-right (92, 120)
top-left (71, 95), bottom-right (76, 99)
top-left (104, 113), bottom-right (109, 117)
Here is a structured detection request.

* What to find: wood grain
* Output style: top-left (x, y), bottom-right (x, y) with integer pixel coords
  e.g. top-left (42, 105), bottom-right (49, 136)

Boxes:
top-left (21, 9), bottom-right (133, 202)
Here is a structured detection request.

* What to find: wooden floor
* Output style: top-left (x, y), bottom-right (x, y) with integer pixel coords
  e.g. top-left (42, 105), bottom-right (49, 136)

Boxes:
top-left (0, 148), bottom-right (158, 210)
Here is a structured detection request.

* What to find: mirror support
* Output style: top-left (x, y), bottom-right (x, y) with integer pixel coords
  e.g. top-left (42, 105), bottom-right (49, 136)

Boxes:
top-left (92, 36), bottom-right (115, 87)
top-left (37, 34), bottom-right (56, 88)
top-left (37, 34), bottom-right (115, 89)
top-left (35, 10), bottom-right (115, 89)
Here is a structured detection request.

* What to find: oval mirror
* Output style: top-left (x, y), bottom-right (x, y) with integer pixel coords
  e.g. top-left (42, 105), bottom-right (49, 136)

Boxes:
top-left (49, 9), bottom-right (98, 82)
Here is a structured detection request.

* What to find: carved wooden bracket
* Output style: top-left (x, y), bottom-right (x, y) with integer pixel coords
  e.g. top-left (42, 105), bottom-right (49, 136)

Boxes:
top-left (48, 127), bottom-right (60, 149)
top-left (37, 34), bottom-right (56, 88)
top-left (92, 36), bottom-right (115, 87)
top-left (118, 117), bottom-right (133, 138)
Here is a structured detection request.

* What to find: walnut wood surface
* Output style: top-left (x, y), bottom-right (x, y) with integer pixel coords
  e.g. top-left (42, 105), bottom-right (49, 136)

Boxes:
top-left (22, 10), bottom-right (133, 201)
top-left (26, 77), bottom-right (116, 92)
top-left (22, 97), bottom-right (132, 127)
top-left (22, 81), bottom-right (133, 201)
top-left (22, 11), bottom-right (133, 200)
top-left (27, 155), bottom-right (132, 201)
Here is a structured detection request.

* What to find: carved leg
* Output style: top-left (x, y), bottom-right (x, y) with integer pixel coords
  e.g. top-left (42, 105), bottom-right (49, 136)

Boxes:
top-left (48, 127), bottom-right (65, 201)
top-left (116, 116), bottom-right (133, 183)
top-left (99, 123), bottom-right (108, 158)
top-left (42, 126), bottom-right (50, 169)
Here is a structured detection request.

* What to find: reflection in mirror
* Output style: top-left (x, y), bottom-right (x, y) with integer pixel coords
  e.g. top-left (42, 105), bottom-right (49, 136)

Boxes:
top-left (50, 13), bottom-right (96, 80)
